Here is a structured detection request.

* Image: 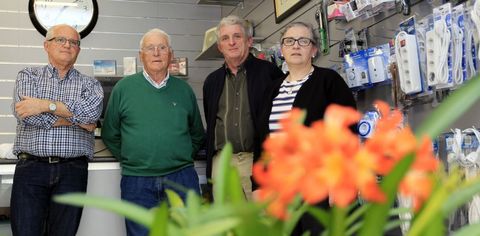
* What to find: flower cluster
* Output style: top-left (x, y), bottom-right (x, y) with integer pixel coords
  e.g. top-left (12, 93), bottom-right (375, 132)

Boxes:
top-left (253, 101), bottom-right (439, 219)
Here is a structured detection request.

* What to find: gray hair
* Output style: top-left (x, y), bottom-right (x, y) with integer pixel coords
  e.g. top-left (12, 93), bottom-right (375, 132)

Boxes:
top-left (215, 15), bottom-right (253, 41)
top-left (280, 22), bottom-right (319, 47)
top-left (139, 28), bottom-right (172, 49)
top-left (45, 24), bottom-right (81, 41)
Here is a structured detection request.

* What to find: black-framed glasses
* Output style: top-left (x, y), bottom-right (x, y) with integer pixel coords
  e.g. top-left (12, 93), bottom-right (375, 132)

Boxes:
top-left (48, 37), bottom-right (81, 47)
top-left (281, 37), bottom-right (314, 46)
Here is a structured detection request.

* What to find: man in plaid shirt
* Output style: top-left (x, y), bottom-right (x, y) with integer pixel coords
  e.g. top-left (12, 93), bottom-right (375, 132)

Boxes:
top-left (10, 24), bottom-right (103, 236)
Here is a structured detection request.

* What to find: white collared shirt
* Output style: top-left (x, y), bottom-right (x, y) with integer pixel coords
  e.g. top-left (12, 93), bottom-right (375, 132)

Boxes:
top-left (143, 69), bottom-right (170, 89)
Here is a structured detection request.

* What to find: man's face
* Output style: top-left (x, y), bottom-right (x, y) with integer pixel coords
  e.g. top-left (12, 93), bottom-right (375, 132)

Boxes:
top-left (44, 26), bottom-right (81, 67)
top-left (139, 33), bottom-right (172, 75)
top-left (217, 24), bottom-right (252, 62)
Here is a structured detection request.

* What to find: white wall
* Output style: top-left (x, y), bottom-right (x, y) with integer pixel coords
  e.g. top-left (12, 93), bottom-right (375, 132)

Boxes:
top-left (0, 0), bottom-right (224, 143)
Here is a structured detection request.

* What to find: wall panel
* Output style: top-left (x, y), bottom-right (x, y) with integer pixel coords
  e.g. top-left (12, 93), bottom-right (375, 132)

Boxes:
top-left (223, 0), bottom-right (480, 134)
top-left (0, 0), bottom-right (222, 144)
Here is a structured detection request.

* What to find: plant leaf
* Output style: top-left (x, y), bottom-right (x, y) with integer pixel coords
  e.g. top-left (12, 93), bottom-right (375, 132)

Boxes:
top-left (166, 189), bottom-right (185, 208)
top-left (55, 193), bottom-right (153, 227)
top-left (226, 167), bottom-right (246, 204)
top-left (213, 143), bottom-right (233, 205)
top-left (149, 202), bottom-right (169, 236)
top-left (283, 202), bottom-right (310, 235)
top-left (306, 205), bottom-right (330, 229)
top-left (183, 217), bottom-right (240, 236)
top-left (442, 176), bottom-right (480, 216)
top-left (452, 223), bottom-right (480, 236)
top-left (359, 154), bottom-right (414, 236)
top-left (415, 74), bottom-right (480, 138)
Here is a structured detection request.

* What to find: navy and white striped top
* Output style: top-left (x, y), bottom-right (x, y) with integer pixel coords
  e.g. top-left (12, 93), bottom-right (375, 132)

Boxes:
top-left (269, 72), bottom-right (312, 132)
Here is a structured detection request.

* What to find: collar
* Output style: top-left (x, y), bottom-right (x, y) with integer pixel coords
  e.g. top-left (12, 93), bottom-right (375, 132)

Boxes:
top-left (223, 53), bottom-right (254, 75)
top-left (47, 64), bottom-right (75, 80)
top-left (143, 69), bottom-right (170, 89)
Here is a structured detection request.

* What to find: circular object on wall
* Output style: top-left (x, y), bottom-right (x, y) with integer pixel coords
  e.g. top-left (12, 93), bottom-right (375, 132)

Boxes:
top-left (28, 0), bottom-right (99, 38)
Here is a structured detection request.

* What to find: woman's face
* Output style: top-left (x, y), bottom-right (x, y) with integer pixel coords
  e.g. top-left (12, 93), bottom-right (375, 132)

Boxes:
top-left (280, 25), bottom-right (317, 67)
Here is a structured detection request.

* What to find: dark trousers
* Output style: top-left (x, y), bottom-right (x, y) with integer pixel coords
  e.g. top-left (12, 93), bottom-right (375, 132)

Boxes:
top-left (10, 158), bottom-right (88, 236)
top-left (120, 166), bottom-right (200, 236)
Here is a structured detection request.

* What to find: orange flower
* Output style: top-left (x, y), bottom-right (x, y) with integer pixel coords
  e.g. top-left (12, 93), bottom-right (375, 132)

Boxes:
top-left (254, 101), bottom-right (440, 219)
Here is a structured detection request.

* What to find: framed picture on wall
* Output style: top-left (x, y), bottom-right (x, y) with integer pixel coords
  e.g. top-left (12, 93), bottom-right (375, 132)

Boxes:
top-left (168, 57), bottom-right (188, 76)
top-left (274, 0), bottom-right (310, 23)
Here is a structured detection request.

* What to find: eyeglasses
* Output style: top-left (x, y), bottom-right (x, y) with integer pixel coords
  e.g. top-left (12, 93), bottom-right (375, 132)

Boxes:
top-left (47, 37), bottom-right (81, 47)
top-left (142, 45), bottom-right (170, 54)
top-left (281, 37), bottom-right (314, 47)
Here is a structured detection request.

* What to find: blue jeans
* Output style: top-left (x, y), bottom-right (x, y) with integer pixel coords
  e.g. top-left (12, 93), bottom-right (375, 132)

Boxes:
top-left (10, 158), bottom-right (88, 236)
top-left (121, 166), bottom-right (200, 236)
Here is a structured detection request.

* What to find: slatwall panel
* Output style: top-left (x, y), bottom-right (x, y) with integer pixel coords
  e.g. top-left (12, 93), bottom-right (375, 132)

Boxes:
top-left (223, 0), bottom-right (480, 132)
top-left (0, 0), bottom-right (225, 143)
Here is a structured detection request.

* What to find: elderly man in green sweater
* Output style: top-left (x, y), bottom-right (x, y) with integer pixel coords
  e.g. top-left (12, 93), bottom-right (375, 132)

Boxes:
top-left (102, 28), bottom-right (205, 236)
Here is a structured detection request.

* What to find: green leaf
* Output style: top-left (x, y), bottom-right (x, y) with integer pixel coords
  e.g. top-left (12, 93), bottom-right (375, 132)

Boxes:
top-left (183, 217), bottom-right (241, 236)
top-left (186, 191), bottom-right (201, 225)
top-left (442, 176), bottom-right (480, 215)
top-left (330, 206), bottom-right (348, 236)
top-left (226, 167), bottom-right (245, 204)
top-left (166, 189), bottom-right (185, 208)
top-left (149, 202), bottom-right (169, 236)
top-left (306, 205), bottom-right (330, 229)
top-left (415, 74), bottom-right (480, 138)
top-left (283, 202), bottom-right (309, 235)
top-left (55, 193), bottom-right (153, 228)
top-left (453, 223), bottom-right (480, 236)
top-left (407, 173), bottom-right (458, 236)
top-left (359, 154), bottom-right (414, 236)
top-left (213, 143), bottom-right (233, 205)
top-left (346, 204), bottom-right (367, 227)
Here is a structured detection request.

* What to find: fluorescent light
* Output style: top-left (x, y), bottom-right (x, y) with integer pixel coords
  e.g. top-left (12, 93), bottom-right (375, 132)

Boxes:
top-left (34, 1), bottom-right (78, 7)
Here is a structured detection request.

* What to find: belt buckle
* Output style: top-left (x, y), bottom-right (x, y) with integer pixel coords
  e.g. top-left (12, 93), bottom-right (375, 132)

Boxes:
top-left (48, 157), bottom-right (60, 164)
top-left (18, 153), bottom-right (29, 160)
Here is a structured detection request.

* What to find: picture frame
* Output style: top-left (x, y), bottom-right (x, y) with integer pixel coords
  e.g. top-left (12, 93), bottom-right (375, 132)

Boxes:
top-left (93, 60), bottom-right (117, 76)
top-left (273, 0), bottom-right (310, 23)
top-left (168, 57), bottom-right (188, 76)
top-left (123, 57), bottom-right (137, 76)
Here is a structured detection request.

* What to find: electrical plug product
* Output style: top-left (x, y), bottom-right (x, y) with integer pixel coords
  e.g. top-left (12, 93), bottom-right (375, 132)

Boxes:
top-left (434, 3), bottom-right (454, 89)
top-left (358, 110), bottom-right (379, 138)
top-left (346, 67), bottom-right (368, 88)
top-left (395, 31), bottom-right (422, 94)
top-left (425, 18), bottom-right (451, 87)
top-left (368, 56), bottom-right (387, 83)
top-left (451, 23), bottom-right (464, 85)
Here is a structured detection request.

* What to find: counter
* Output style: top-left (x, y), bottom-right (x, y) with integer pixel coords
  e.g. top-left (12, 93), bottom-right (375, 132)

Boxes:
top-left (0, 140), bottom-right (207, 236)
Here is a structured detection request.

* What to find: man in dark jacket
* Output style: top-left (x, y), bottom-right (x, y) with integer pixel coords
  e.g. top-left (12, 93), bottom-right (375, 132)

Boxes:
top-left (203, 15), bottom-right (284, 201)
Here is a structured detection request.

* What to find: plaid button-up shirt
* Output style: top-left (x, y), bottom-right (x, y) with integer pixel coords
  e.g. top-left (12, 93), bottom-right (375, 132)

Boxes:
top-left (12, 64), bottom-right (103, 158)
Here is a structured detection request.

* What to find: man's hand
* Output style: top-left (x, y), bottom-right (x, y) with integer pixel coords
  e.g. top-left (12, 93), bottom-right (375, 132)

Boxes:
top-left (53, 117), bottom-right (72, 127)
top-left (15, 96), bottom-right (48, 119)
top-left (79, 123), bottom-right (96, 132)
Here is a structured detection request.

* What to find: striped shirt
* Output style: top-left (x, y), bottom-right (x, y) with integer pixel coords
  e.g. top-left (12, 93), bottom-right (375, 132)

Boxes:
top-left (13, 64), bottom-right (104, 158)
top-left (269, 73), bottom-right (311, 132)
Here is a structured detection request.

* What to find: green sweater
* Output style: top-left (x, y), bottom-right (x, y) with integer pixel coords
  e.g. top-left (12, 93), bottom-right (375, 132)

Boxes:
top-left (102, 72), bottom-right (205, 176)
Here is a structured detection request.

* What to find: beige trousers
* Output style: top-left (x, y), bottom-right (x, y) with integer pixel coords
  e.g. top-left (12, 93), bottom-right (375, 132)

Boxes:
top-left (212, 151), bottom-right (253, 201)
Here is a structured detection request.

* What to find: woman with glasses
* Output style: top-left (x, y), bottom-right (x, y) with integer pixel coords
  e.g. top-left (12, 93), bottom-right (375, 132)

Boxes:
top-left (254, 22), bottom-right (357, 236)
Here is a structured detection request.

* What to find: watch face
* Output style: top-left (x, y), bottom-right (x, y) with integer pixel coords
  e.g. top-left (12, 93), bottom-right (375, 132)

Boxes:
top-left (29, 0), bottom-right (99, 38)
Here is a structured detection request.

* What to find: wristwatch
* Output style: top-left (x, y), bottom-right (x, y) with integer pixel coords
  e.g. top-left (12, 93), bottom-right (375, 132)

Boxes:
top-left (48, 102), bottom-right (57, 113)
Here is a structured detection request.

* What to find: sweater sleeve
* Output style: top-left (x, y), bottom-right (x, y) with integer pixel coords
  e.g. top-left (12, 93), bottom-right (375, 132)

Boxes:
top-left (101, 84), bottom-right (122, 160)
top-left (189, 89), bottom-right (205, 157)
top-left (327, 70), bottom-right (357, 109)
